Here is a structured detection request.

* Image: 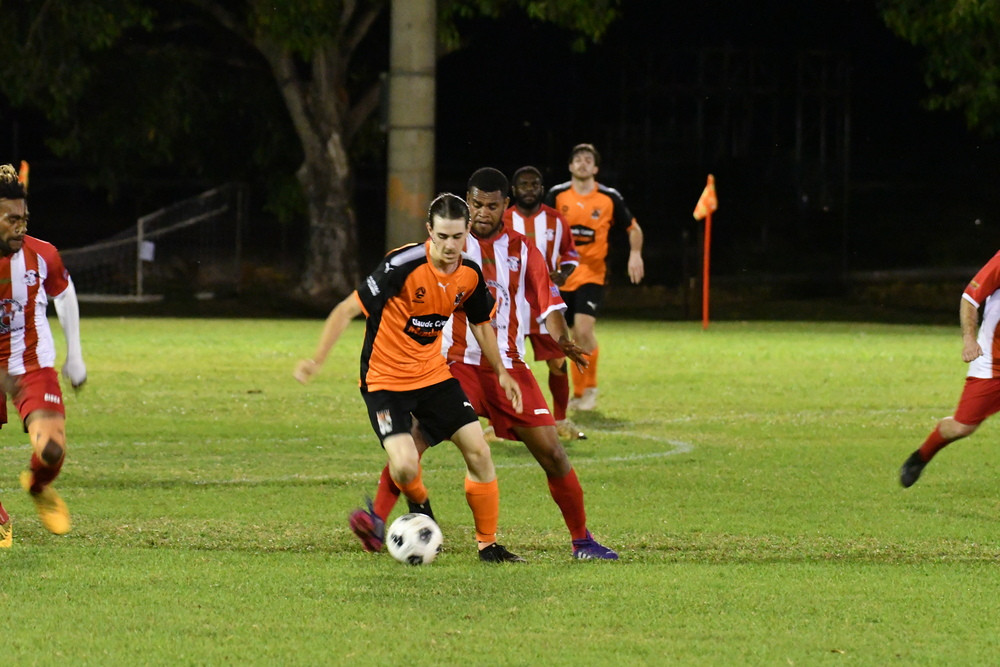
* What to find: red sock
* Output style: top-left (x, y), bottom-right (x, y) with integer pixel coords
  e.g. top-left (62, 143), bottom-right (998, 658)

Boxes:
top-left (373, 464), bottom-right (401, 521)
top-left (465, 477), bottom-right (499, 544)
top-left (918, 425), bottom-right (953, 462)
top-left (0, 501), bottom-right (8, 524)
top-left (549, 368), bottom-right (570, 421)
top-left (547, 468), bottom-right (588, 541)
top-left (29, 452), bottom-right (63, 493)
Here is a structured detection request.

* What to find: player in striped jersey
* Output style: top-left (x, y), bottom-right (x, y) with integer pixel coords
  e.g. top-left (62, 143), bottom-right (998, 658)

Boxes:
top-left (545, 143), bottom-right (645, 411)
top-left (0, 164), bottom-right (86, 547)
top-left (503, 166), bottom-right (585, 441)
top-left (368, 169), bottom-right (618, 560)
top-left (294, 193), bottom-right (525, 562)
top-left (901, 250), bottom-right (1000, 487)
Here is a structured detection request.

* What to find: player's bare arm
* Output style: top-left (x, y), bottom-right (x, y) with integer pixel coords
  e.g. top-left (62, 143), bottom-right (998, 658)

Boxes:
top-left (295, 293), bottom-right (363, 384)
top-left (628, 223), bottom-right (645, 284)
top-left (544, 310), bottom-right (589, 371)
top-left (959, 298), bottom-right (983, 363)
top-left (469, 320), bottom-right (523, 414)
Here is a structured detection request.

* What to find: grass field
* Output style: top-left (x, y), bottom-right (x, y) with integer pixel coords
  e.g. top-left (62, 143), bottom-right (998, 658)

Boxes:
top-left (2, 316), bottom-right (999, 664)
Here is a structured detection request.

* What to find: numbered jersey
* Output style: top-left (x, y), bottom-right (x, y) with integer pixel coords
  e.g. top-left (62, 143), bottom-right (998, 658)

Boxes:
top-left (0, 236), bottom-right (70, 375)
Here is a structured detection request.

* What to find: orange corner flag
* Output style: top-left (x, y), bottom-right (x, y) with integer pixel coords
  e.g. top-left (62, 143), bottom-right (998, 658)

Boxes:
top-left (693, 174), bottom-right (717, 220)
top-left (17, 160), bottom-right (29, 193)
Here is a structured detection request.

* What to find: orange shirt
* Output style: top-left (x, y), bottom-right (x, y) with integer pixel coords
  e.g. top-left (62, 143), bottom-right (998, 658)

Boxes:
top-left (355, 240), bottom-right (493, 392)
top-left (545, 181), bottom-right (636, 290)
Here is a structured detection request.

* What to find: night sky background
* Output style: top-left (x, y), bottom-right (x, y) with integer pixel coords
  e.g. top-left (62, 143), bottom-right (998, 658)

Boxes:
top-left (3, 1), bottom-right (1000, 300)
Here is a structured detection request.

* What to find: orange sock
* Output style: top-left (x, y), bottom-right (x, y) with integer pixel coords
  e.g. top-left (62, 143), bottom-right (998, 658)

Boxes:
top-left (570, 358), bottom-right (585, 398)
top-left (391, 466), bottom-right (428, 506)
top-left (584, 346), bottom-right (599, 389)
top-left (465, 477), bottom-right (499, 544)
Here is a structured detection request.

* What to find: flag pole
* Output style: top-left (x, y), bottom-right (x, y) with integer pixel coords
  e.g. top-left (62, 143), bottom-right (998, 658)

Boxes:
top-left (692, 174), bottom-right (717, 330)
top-left (702, 209), bottom-right (712, 330)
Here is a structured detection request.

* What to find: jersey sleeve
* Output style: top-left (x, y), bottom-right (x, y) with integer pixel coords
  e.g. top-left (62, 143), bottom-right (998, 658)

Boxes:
top-left (608, 188), bottom-right (637, 233)
top-left (356, 246), bottom-right (414, 315)
top-left (555, 211), bottom-right (580, 268)
top-left (459, 259), bottom-right (495, 325)
top-left (964, 251), bottom-right (1000, 307)
top-left (38, 241), bottom-right (70, 297)
top-left (524, 242), bottom-right (566, 323)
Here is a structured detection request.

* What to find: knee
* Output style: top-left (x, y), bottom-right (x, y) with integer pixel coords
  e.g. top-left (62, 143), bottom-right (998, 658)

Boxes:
top-left (40, 439), bottom-right (65, 466)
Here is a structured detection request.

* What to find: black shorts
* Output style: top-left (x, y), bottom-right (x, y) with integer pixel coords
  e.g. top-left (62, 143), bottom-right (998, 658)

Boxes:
top-left (361, 378), bottom-right (478, 447)
top-left (559, 283), bottom-right (604, 327)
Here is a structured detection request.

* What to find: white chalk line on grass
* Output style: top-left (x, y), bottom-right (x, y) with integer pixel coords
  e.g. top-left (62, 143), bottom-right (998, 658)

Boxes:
top-left (0, 430), bottom-right (694, 487)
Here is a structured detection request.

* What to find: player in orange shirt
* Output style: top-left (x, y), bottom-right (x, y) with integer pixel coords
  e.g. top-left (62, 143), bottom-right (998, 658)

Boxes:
top-left (545, 143), bottom-right (645, 411)
top-left (294, 193), bottom-right (525, 563)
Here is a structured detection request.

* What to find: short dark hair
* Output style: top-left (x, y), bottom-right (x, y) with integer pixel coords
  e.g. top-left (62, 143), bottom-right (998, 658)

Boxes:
top-left (510, 165), bottom-right (543, 187)
top-left (467, 167), bottom-right (509, 196)
top-left (0, 164), bottom-right (26, 200)
top-left (427, 192), bottom-right (469, 226)
top-left (569, 143), bottom-right (600, 167)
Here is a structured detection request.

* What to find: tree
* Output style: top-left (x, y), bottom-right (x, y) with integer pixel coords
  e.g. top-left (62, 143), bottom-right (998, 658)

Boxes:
top-left (0, 0), bottom-right (621, 304)
top-left (882, 0), bottom-right (1000, 137)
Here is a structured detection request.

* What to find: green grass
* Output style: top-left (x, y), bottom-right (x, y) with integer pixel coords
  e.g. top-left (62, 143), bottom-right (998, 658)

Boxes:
top-left (2, 317), bottom-right (998, 664)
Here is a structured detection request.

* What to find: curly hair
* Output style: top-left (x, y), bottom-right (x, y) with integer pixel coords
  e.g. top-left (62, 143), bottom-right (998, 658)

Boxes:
top-left (0, 164), bottom-right (26, 200)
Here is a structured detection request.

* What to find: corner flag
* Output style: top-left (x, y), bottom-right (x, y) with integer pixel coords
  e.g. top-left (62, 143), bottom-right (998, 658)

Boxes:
top-left (692, 175), bottom-right (717, 330)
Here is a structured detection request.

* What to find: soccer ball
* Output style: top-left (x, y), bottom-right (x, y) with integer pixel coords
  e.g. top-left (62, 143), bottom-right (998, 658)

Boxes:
top-left (386, 513), bottom-right (443, 565)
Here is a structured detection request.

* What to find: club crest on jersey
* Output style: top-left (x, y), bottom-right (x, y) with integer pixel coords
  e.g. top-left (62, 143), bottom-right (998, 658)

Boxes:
top-left (453, 291), bottom-right (465, 307)
top-left (591, 207), bottom-right (601, 220)
top-left (414, 286), bottom-right (426, 303)
top-left (506, 256), bottom-right (520, 272)
top-left (545, 229), bottom-right (555, 241)
top-left (23, 270), bottom-right (38, 286)
top-left (0, 299), bottom-right (23, 334)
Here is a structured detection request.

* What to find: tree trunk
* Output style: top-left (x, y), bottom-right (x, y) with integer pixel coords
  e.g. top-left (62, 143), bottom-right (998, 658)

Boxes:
top-left (296, 152), bottom-right (361, 305)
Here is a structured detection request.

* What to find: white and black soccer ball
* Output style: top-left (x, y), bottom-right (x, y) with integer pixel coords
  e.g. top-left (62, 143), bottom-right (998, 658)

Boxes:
top-left (386, 513), bottom-right (443, 565)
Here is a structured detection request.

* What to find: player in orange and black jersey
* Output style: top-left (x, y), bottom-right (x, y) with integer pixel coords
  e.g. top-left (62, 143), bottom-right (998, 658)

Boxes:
top-left (294, 193), bottom-right (526, 563)
top-left (544, 143), bottom-right (645, 412)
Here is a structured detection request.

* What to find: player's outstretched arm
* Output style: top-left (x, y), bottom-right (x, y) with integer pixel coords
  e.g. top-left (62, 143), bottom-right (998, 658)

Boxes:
top-left (543, 310), bottom-right (589, 372)
top-left (469, 320), bottom-right (523, 414)
top-left (960, 298), bottom-right (983, 363)
top-left (53, 278), bottom-right (86, 389)
top-left (294, 293), bottom-right (363, 384)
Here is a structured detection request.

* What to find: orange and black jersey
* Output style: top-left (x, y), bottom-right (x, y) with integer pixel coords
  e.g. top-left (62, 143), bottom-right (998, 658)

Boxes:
top-left (354, 240), bottom-right (494, 392)
top-left (545, 181), bottom-right (636, 289)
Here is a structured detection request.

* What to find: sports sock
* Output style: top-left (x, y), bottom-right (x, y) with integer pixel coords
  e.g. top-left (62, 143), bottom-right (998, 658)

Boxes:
top-left (464, 477), bottom-right (499, 544)
top-left (391, 465), bottom-right (428, 506)
top-left (584, 346), bottom-right (599, 389)
top-left (918, 425), bottom-right (953, 462)
top-left (28, 451), bottom-right (63, 493)
top-left (373, 464), bottom-right (401, 521)
top-left (570, 358), bottom-right (585, 399)
top-left (547, 468), bottom-right (588, 541)
top-left (0, 501), bottom-right (8, 525)
top-left (549, 367), bottom-right (570, 421)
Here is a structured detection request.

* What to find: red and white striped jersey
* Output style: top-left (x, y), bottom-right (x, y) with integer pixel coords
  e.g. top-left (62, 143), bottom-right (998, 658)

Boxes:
top-left (504, 204), bottom-right (579, 274)
top-left (442, 224), bottom-right (566, 369)
top-left (504, 204), bottom-right (579, 337)
top-left (0, 236), bottom-right (71, 375)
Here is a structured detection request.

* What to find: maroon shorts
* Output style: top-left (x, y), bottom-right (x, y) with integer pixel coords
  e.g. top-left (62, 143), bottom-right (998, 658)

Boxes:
top-left (1, 367), bottom-right (64, 430)
top-left (528, 332), bottom-right (564, 362)
top-left (953, 377), bottom-right (1000, 425)
top-left (449, 362), bottom-right (555, 440)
